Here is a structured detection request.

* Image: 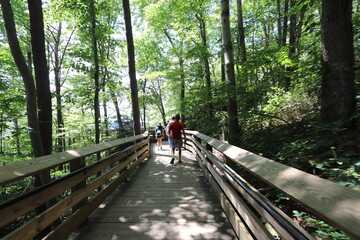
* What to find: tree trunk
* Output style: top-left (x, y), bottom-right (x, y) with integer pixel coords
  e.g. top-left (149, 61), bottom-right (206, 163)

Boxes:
top-left (237, 0), bottom-right (247, 62)
top-left (164, 30), bottom-right (186, 125)
top-left (321, 0), bottom-right (356, 126)
top-left (122, 0), bottom-right (141, 135)
top-left (0, 117), bottom-right (3, 154)
top-left (276, 0), bottom-right (282, 46)
top-left (14, 118), bottom-right (21, 155)
top-left (179, 56), bottom-right (185, 125)
top-left (289, 0), bottom-right (297, 55)
top-left (89, 0), bottom-right (101, 144)
top-left (28, 0), bottom-right (52, 155)
top-left (110, 91), bottom-right (123, 137)
top-left (28, 0), bottom-right (60, 234)
top-left (142, 78), bottom-right (147, 130)
top-left (221, 0), bottom-right (241, 146)
top-left (196, 13), bottom-right (213, 118)
top-left (282, 0), bottom-right (289, 45)
top-left (53, 22), bottom-right (66, 153)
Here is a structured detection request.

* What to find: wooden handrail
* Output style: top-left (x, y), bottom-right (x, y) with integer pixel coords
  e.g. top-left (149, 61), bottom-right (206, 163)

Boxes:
top-left (185, 130), bottom-right (360, 239)
top-left (0, 132), bottom-right (148, 186)
top-left (0, 133), bottom-right (149, 240)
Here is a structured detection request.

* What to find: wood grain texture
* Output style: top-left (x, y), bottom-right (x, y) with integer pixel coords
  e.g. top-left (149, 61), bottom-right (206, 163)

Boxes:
top-left (0, 133), bottom-right (148, 186)
top-left (67, 143), bottom-right (237, 240)
top-left (187, 130), bottom-right (360, 239)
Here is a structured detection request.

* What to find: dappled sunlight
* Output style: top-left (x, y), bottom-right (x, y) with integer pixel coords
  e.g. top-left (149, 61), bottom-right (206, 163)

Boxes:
top-left (70, 143), bottom-right (236, 239)
top-left (65, 150), bottom-right (81, 157)
top-left (126, 221), bottom-right (235, 240)
top-left (13, 171), bottom-right (26, 176)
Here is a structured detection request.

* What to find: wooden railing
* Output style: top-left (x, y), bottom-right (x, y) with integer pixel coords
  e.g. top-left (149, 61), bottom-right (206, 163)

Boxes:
top-left (185, 130), bottom-right (360, 240)
top-left (0, 133), bottom-right (149, 240)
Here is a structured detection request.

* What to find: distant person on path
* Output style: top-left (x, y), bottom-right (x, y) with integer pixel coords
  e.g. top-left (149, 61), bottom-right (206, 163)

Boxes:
top-left (166, 114), bottom-right (186, 164)
top-left (155, 123), bottom-right (164, 150)
top-left (165, 116), bottom-right (175, 136)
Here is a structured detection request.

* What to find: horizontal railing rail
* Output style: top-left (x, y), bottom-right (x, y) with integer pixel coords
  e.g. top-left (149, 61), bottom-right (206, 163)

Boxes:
top-left (185, 130), bottom-right (360, 240)
top-left (0, 132), bottom-right (149, 240)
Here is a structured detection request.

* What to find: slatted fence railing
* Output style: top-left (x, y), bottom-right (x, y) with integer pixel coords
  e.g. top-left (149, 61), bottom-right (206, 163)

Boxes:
top-left (185, 130), bottom-right (360, 240)
top-left (0, 133), bottom-right (149, 240)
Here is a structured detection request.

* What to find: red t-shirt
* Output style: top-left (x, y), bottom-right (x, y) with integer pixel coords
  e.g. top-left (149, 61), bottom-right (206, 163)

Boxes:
top-left (168, 121), bottom-right (184, 139)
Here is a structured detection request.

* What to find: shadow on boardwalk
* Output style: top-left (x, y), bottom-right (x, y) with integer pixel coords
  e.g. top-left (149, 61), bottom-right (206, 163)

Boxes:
top-left (69, 142), bottom-right (237, 240)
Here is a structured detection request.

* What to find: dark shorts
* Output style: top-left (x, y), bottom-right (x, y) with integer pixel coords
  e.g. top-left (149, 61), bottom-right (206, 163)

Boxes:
top-left (169, 138), bottom-right (182, 149)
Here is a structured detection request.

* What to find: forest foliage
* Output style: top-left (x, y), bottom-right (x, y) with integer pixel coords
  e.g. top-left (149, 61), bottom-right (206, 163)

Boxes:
top-left (0, 0), bottom-right (359, 239)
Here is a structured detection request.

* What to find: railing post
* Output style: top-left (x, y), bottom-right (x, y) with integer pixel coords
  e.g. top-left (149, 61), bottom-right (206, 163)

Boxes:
top-left (206, 143), bottom-right (212, 152)
top-left (70, 157), bottom-right (87, 213)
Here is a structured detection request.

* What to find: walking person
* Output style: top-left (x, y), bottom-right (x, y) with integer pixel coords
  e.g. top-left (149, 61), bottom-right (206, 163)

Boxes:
top-left (155, 123), bottom-right (164, 151)
top-left (165, 116), bottom-right (175, 137)
top-left (166, 114), bottom-right (186, 164)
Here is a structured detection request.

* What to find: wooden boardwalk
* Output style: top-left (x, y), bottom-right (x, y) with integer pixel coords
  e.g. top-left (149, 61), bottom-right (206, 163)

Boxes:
top-left (68, 142), bottom-right (237, 240)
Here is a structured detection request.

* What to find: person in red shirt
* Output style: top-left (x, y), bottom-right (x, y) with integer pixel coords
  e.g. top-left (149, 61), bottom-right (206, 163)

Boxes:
top-left (166, 114), bottom-right (186, 164)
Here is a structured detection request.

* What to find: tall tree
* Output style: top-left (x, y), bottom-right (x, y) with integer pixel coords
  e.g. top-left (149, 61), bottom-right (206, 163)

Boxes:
top-left (89, 0), bottom-right (101, 144)
top-left (122, 0), bottom-right (141, 135)
top-left (321, 0), bottom-right (356, 126)
top-left (0, 0), bottom-right (44, 157)
top-left (237, 0), bottom-right (247, 63)
top-left (49, 22), bottom-right (74, 152)
top-left (196, 10), bottom-right (213, 119)
top-left (282, 0), bottom-right (289, 46)
top-left (27, 0), bottom-right (52, 155)
top-left (164, 30), bottom-right (186, 125)
top-left (221, 0), bottom-right (241, 146)
top-left (52, 23), bottom-right (66, 152)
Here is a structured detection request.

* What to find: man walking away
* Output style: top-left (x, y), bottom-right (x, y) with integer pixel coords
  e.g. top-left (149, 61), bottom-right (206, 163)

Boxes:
top-left (166, 114), bottom-right (186, 164)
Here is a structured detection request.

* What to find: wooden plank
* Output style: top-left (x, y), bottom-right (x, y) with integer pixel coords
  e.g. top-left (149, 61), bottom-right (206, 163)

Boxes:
top-left (43, 149), bottom-right (149, 240)
top-left (187, 130), bottom-right (360, 239)
top-left (4, 146), bottom-right (149, 240)
top-left (193, 141), bottom-right (270, 239)
top-left (0, 141), bottom-right (148, 228)
top-left (67, 143), bottom-right (236, 240)
top-left (193, 138), bottom-right (313, 239)
top-left (224, 165), bottom-right (314, 240)
top-left (0, 133), bottom-right (148, 186)
top-left (68, 223), bottom-right (235, 240)
top-left (197, 152), bottom-right (253, 240)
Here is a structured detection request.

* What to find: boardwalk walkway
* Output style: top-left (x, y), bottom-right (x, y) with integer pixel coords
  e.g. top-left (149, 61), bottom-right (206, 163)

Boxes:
top-left (69, 142), bottom-right (237, 240)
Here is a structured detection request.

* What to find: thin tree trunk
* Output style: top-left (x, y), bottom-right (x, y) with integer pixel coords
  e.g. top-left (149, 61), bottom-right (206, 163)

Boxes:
top-left (221, 0), bottom-right (241, 146)
top-left (53, 22), bottom-right (66, 153)
top-left (14, 118), bottom-right (21, 155)
top-left (89, 0), bottom-right (101, 144)
top-left (0, 117), bottom-right (3, 154)
top-left (237, 0), bottom-right (247, 62)
top-left (282, 0), bottom-right (289, 45)
top-left (179, 56), bottom-right (185, 124)
top-left (164, 30), bottom-right (186, 125)
top-left (321, 0), bottom-right (356, 126)
top-left (196, 13), bottom-right (213, 118)
top-left (103, 97), bottom-right (109, 137)
top-left (110, 91), bottom-right (123, 137)
top-left (289, 0), bottom-right (297, 55)
top-left (122, 0), bottom-right (141, 135)
top-left (277, 0), bottom-right (282, 46)
top-left (142, 78), bottom-right (147, 130)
